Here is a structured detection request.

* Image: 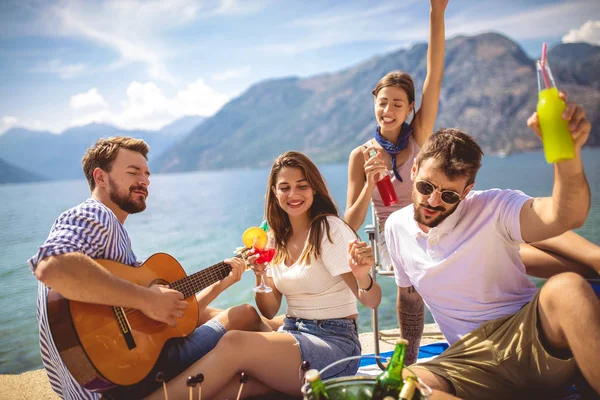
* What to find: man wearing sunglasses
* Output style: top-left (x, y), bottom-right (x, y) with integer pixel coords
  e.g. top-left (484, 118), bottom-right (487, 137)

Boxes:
top-left (384, 99), bottom-right (599, 399)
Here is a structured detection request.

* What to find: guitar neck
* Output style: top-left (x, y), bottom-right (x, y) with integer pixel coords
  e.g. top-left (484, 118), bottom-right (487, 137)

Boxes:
top-left (169, 256), bottom-right (238, 298)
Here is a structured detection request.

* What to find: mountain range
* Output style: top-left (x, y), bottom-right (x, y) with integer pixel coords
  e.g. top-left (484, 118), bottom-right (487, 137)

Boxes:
top-left (153, 33), bottom-right (599, 173)
top-left (1, 33), bottom-right (598, 183)
top-left (0, 116), bottom-right (204, 183)
top-left (0, 158), bottom-right (46, 184)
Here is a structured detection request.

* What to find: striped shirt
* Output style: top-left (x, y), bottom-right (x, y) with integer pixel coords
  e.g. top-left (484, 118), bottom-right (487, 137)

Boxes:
top-left (28, 198), bottom-right (139, 400)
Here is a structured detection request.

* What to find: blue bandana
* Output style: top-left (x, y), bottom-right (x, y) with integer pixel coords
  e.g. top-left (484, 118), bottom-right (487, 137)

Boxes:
top-left (374, 123), bottom-right (413, 182)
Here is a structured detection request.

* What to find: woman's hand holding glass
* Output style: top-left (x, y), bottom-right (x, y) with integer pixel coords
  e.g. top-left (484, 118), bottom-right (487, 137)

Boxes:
top-left (248, 236), bottom-right (275, 293)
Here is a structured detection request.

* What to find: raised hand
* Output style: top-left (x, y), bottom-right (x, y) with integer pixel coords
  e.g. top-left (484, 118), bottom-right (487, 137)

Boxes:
top-left (141, 285), bottom-right (188, 327)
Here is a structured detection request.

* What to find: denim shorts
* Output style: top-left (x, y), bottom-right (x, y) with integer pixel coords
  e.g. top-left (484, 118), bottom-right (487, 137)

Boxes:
top-left (279, 316), bottom-right (361, 380)
top-left (102, 319), bottom-right (226, 400)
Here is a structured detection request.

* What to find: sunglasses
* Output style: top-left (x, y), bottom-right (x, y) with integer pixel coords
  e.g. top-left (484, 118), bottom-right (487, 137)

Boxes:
top-left (415, 180), bottom-right (462, 205)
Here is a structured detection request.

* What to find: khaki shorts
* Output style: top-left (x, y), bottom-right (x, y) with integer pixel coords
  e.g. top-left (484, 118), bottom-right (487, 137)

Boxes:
top-left (413, 291), bottom-right (576, 399)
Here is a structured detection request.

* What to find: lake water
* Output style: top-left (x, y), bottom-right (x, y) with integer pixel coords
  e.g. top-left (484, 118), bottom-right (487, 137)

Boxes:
top-left (1, 148), bottom-right (599, 374)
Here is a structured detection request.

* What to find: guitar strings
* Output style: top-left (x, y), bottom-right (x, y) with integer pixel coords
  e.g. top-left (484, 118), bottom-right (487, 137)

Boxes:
top-left (119, 261), bottom-right (234, 325)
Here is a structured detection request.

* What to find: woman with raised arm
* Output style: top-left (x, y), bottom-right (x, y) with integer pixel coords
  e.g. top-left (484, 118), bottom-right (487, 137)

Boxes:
top-left (147, 151), bottom-right (382, 399)
top-left (345, 0), bottom-right (448, 270)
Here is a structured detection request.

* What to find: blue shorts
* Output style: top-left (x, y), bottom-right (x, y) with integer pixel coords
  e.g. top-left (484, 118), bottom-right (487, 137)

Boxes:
top-left (279, 316), bottom-right (361, 380)
top-left (102, 319), bottom-right (226, 400)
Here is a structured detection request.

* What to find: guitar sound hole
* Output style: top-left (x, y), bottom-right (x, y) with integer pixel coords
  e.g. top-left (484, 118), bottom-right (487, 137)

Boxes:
top-left (150, 278), bottom-right (169, 287)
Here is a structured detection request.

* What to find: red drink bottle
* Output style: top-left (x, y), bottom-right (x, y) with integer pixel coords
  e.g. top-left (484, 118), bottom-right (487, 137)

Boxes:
top-left (376, 173), bottom-right (398, 206)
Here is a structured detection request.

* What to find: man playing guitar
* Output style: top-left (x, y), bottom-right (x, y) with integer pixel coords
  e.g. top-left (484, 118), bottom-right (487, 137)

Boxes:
top-left (29, 136), bottom-right (269, 400)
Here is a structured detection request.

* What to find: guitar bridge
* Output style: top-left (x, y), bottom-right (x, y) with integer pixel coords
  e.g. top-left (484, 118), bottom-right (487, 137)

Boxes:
top-left (112, 306), bottom-right (136, 350)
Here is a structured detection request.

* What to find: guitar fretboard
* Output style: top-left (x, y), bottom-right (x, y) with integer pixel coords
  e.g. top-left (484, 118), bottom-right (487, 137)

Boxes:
top-left (169, 258), bottom-right (235, 298)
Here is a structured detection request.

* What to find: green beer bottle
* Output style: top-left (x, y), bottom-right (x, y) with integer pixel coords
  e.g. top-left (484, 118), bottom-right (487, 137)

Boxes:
top-left (372, 338), bottom-right (409, 400)
top-left (305, 369), bottom-right (329, 400)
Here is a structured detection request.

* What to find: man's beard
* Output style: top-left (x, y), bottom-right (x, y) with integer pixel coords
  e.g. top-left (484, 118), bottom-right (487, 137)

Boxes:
top-left (107, 176), bottom-right (147, 214)
top-left (412, 190), bottom-right (458, 228)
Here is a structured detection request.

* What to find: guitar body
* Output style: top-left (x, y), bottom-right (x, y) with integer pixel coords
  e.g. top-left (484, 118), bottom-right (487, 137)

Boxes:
top-left (47, 253), bottom-right (199, 392)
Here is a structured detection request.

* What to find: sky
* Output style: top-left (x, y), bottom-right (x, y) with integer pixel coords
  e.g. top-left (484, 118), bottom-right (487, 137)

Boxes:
top-left (0, 0), bottom-right (599, 135)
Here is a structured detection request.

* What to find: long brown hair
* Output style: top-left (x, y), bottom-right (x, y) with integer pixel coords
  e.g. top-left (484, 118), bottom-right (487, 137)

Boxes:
top-left (373, 71), bottom-right (417, 123)
top-left (265, 151), bottom-right (355, 265)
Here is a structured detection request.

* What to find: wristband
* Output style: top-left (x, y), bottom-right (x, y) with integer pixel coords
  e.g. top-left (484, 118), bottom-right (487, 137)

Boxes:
top-left (358, 275), bottom-right (374, 293)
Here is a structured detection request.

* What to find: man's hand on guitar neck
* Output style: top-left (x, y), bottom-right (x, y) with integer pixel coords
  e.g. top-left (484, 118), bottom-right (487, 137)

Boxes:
top-left (140, 285), bottom-right (188, 327)
top-left (220, 257), bottom-right (247, 288)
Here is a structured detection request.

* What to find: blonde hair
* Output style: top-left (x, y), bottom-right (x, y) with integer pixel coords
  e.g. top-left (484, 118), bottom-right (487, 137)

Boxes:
top-left (82, 136), bottom-right (149, 191)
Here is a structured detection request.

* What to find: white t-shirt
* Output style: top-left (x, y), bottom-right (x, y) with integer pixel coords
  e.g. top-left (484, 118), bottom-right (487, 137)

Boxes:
top-left (385, 189), bottom-right (538, 345)
top-left (271, 216), bottom-right (358, 320)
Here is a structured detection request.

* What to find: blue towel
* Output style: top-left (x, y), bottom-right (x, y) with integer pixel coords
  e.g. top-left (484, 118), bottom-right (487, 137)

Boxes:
top-left (359, 342), bottom-right (449, 367)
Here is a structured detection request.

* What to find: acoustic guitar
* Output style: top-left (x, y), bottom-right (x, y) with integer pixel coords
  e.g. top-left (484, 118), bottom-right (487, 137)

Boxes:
top-left (46, 252), bottom-right (245, 392)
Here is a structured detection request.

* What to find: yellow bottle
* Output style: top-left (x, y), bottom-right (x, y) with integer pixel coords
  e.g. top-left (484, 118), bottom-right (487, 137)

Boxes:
top-left (536, 60), bottom-right (574, 163)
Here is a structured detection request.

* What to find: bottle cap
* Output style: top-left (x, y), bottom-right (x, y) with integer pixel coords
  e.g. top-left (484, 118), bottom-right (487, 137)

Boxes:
top-left (400, 376), bottom-right (417, 399)
top-left (304, 369), bottom-right (321, 383)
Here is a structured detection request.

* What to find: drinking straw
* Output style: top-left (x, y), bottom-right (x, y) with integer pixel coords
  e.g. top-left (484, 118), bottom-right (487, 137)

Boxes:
top-left (540, 42), bottom-right (551, 89)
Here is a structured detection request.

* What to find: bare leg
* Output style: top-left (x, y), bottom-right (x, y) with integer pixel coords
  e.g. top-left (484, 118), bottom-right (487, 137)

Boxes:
top-left (522, 231), bottom-right (600, 278)
top-left (198, 306), bottom-right (221, 325)
top-left (265, 314), bottom-right (285, 331)
top-left (200, 304), bottom-right (271, 332)
top-left (538, 272), bottom-right (600, 394)
top-left (145, 331), bottom-right (303, 399)
top-left (199, 306), bottom-right (279, 332)
top-left (520, 243), bottom-right (596, 279)
top-left (213, 375), bottom-right (274, 400)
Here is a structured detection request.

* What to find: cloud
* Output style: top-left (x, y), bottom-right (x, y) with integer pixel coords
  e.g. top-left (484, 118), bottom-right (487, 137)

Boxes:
top-left (256, 0), bottom-right (600, 56)
top-left (256, 3), bottom-right (419, 55)
top-left (70, 88), bottom-right (109, 110)
top-left (446, 1), bottom-right (599, 41)
top-left (562, 20), bottom-right (600, 45)
top-left (31, 0), bottom-right (269, 83)
top-left (0, 116), bottom-right (45, 135)
top-left (29, 59), bottom-right (88, 80)
top-left (70, 80), bottom-right (230, 131)
top-left (0, 116), bottom-right (18, 134)
top-left (212, 66), bottom-right (252, 81)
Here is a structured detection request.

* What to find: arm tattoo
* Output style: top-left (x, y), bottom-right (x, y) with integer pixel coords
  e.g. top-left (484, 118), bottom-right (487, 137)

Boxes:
top-left (397, 286), bottom-right (424, 365)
